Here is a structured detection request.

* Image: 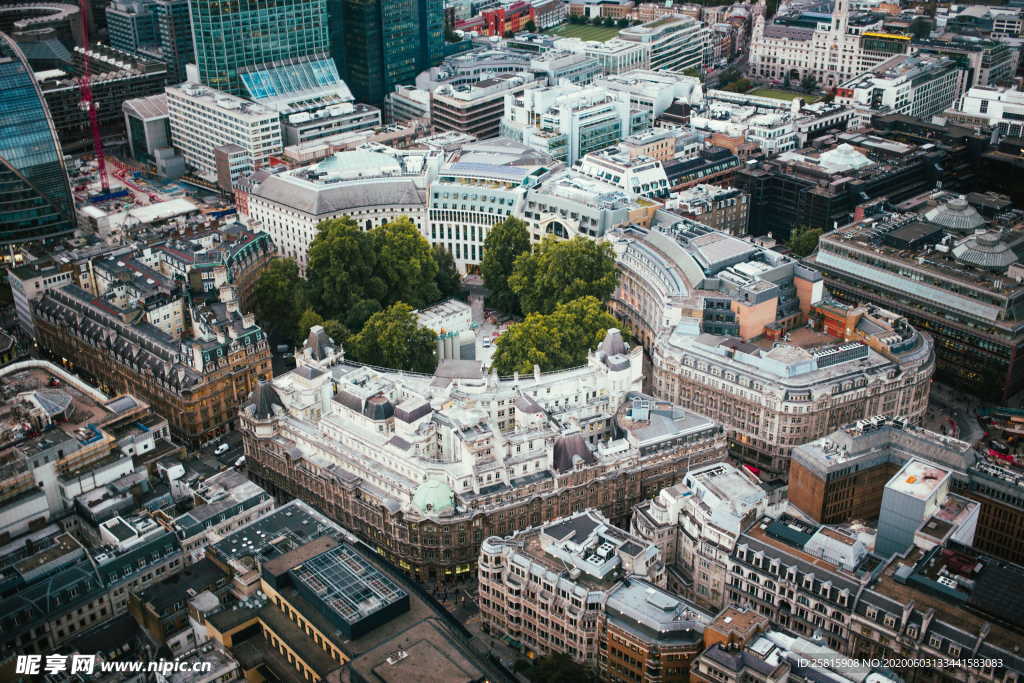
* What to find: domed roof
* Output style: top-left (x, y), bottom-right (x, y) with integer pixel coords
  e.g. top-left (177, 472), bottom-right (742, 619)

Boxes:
top-left (412, 480), bottom-right (454, 516)
top-left (952, 230), bottom-right (1018, 270)
top-left (924, 196), bottom-right (985, 233)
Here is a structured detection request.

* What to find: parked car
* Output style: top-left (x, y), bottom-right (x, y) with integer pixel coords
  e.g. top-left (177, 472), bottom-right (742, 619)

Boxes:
top-left (215, 443), bottom-right (230, 455)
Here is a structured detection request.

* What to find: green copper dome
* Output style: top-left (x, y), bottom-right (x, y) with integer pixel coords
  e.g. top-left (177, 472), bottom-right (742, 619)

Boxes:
top-left (412, 480), bottom-right (454, 516)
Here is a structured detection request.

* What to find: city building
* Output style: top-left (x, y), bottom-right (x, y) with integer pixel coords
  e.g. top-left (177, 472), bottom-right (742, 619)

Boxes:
top-left (836, 52), bottom-right (968, 127)
top-left (427, 137), bottom-right (556, 273)
top-left (455, 1), bottom-right (534, 36)
top-left (106, 0), bottom-right (193, 81)
top-left (479, 509), bottom-right (716, 678)
top-left (726, 514), bottom-right (1024, 680)
top-left (189, 0), bottom-right (330, 96)
top-left (166, 82), bottom-right (282, 184)
top-left (386, 84), bottom-right (431, 123)
top-left (519, 167), bottom-right (660, 242)
top-left (945, 5), bottom-right (1023, 39)
top-left (37, 44), bottom-right (168, 152)
top-left (608, 216), bottom-right (935, 473)
top-left (914, 35), bottom-right (1019, 88)
top-left (735, 133), bottom-right (955, 238)
top-left (692, 607), bottom-right (901, 683)
top-left (32, 278), bottom-right (272, 447)
top-left (690, 91), bottom-right (800, 157)
top-left (631, 463), bottom-right (785, 608)
top-left (791, 417), bottom-right (1024, 565)
top-left (431, 72), bottom-right (535, 140)
top-left (619, 14), bottom-right (710, 74)
top-left (749, 0), bottom-right (912, 89)
top-left (0, 515), bottom-right (183, 657)
top-left (243, 144), bottom-right (443, 270)
top-left (575, 147), bottom-right (671, 199)
top-left (947, 85), bottom-right (1024, 139)
top-left (664, 184), bottom-right (750, 236)
top-left (500, 81), bottom-right (652, 164)
top-left (331, 0), bottom-right (445, 107)
top-left (0, 32), bottom-right (75, 246)
top-left (123, 93), bottom-right (170, 163)
top-left (805, 196), bottom-right (1024, 401)
top-left (0, 361), bottom-right (178, 541)
top-left (554, 36), bottom-right (651, 74)
top-left (152, 469), bottom-right (275, 564)
top-left (593, 69), bottom-right (704, 120)
top-left (241, 326), bottom-right (727, 580)
top-left (199, 501), bottom-right (499, 682)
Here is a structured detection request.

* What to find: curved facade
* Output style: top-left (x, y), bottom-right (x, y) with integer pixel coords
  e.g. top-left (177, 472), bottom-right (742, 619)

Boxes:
top-left (610, 215), bottom-right (936, 474)
top-left (240, 328), bottom-right (727, 580)
top-left (0, 32), bottom-right (74, 246)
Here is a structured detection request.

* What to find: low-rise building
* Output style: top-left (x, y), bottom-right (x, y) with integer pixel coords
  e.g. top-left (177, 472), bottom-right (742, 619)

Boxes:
top-left (631, 463), bottom-right (785, 608)
top-left (664, 184), bottom-right (750, 235)
top-left (575, 147), bottom-right (671, 199)
top-left (479, 509), bottom-right (715, 678)
top-left (805, 197), bottom-right (1024, 401)
top-left (241, 327), bottom-right (727, 580)
top-left (619, 14), bottom-right (710, 74)
top-left (554, 37), bottom-right (651, 74)
top-left (244, 144), bottom-right (443, 270)
top-left (593, 69), bottom-right (704, 120)
top-left (431, 72), bottom-right (536, 140)
top-left (791, 417), bottom-right (1024, 565)
top-left (166, 82), bottom-right (282, 184)
top-left (836, 52), bottom-right (968, 127)
top-left (501, 81), bottom-right (652, 164)
top-left (915, 35), bottom-right (1019, 88)
top-left (946, 85), bottom-right (1024, 139)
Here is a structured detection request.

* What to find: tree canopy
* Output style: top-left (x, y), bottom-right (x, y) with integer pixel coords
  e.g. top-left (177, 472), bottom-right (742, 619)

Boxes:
top-left (295, 308), bottom-right (324, 345)
top-left (251, 258), bottom-right (303, 343)
top-left (800, 74), bottom-right (818, 93)
top-left (787, 225), bottom-right (824, 257)
top-left (491, 296), bottom-right (620, 375)
top-left (480, 216), bottom-right (531, 314)
top-left (347, 303), bottom-right (437, 373)
top-left (305, 216), bottom-right (439, 329)
top-left (508, 236), bottom-right (618, 315)
top-left (433, 244), bottom-right (463, 301)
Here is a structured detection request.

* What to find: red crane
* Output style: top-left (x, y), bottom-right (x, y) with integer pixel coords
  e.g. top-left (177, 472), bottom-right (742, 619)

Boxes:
top-left (77, 0), bottom-right (108, 194)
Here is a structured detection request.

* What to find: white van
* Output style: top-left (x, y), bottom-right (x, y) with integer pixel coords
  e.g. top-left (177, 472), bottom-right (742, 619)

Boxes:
top-left (215, 443), bottom-right (230, 455)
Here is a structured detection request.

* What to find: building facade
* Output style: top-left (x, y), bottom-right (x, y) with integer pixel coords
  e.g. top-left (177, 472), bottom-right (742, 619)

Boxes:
top-left (479, 510), bottom-right (715, 679)
top-left (619, 14), bottom-right (710, 75)
top-left (664, 184), bottom-right (750, 236)
top-left (0, 32), bottom-right (75, 246)
top-left (240, 327), bottom-right (727, 580)
top-left (166, 83), bottom-right (282, 183)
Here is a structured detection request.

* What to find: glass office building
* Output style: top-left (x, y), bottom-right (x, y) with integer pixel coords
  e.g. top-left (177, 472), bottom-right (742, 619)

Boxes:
top-left (189, 0), bottom-right (331, 95)
top-left (0, 32), bottom-right (75, 246)
top-left (332, 0), bottom-right (444, 106)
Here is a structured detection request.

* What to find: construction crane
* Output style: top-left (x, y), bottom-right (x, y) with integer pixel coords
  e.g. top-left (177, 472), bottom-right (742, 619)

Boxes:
top-left (77, 0), bottom-right (108, 195)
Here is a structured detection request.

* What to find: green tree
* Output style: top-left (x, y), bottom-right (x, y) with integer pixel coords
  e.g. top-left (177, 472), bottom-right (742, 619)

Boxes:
top-left (433, 244), bottom-right (463, 300)
top-left (251, 258), bottom-right (302, 342)
top-left (295, 308), bottom-right (324, 345)
top-left (718, 67), bottom-right (741, 86)
top-left (322, 319), bottom-right (350, 348)
top-left (372, 217), bottom-right (440, 309)
top-left (800, 74), bottom-right (818, 93)
top-left (445, 27), bottom-right (460, 43)
top-left (305, 216), bottom-right (380, 322)
top-left (787, 225), bottom-right (824, 257)
top-left (346, 299), bottom-right (383, 331)
top-left (508, 236), bottom-right (618, 315)
top-left (590, 15), bottom-right (604, 25)
top-left (602, 15), bottom-right (616, 26)
top-left (525, 19), bottom-right (536, 32)
top-left (491, 296), bottom-right (620, 375)
top-left (783, 72), bottom-right (791, 89)
top-left (617, 16), bottom-right (630, 27)
top-left (481, 216), bottom-right (531, 314)
top-left (347, 303), bottom-right (437, 373)
top-left (503, 29), bottom-right (514, 37)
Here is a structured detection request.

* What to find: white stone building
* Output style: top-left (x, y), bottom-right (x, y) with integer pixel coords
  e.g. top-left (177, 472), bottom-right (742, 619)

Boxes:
top-left (619, 14), bottom-right (711, 74)
top-left (166, 82), bottom-right (282, 182)
top-left (243, 144), bottom-right (443, 270)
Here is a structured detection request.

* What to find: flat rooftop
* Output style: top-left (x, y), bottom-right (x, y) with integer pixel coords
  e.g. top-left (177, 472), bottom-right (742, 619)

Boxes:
top-left (886, 459), bottom-right (950, 500)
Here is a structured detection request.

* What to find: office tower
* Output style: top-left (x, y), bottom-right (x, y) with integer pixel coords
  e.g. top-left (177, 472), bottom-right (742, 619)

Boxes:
top-left (332, 0), bottom-right (444, 106)
top-left (188, 0), bottom-right (331, 95)
top-left (107, 0), bottom-right (193, 82)
top-left (0, 32), bottom-right (75, 246)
